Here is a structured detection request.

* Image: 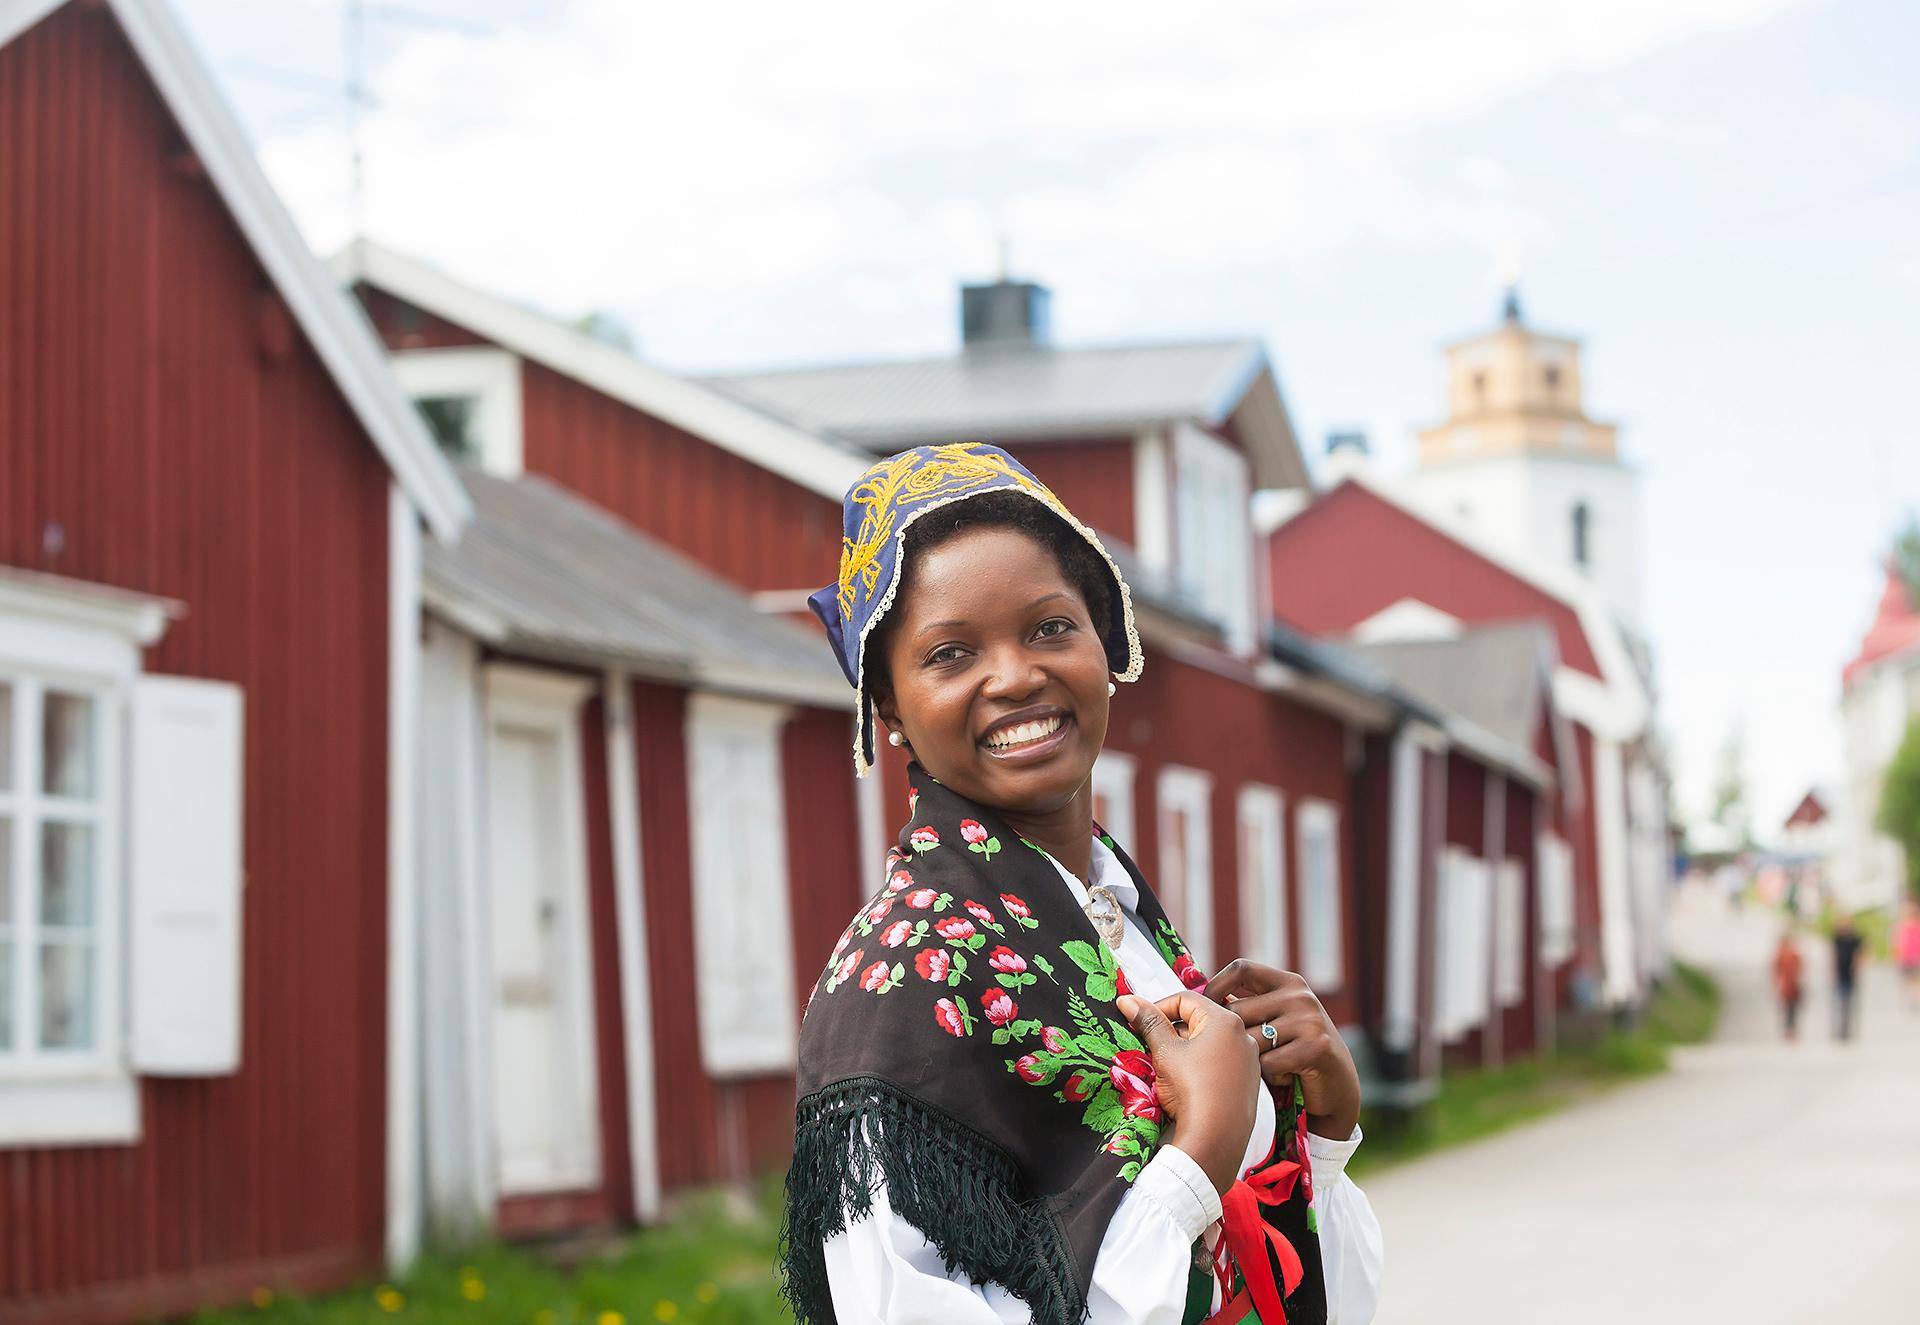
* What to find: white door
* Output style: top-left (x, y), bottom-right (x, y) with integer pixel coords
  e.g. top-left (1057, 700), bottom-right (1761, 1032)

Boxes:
top-left (484, 669), bottom-right (600, 1196)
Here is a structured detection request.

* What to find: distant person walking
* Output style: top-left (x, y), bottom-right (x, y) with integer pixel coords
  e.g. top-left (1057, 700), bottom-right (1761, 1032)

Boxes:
top-left (1894, 900), bottom-right (1920, 1012)
top-left (1831, 914), bottom-right (1865, 1042)
top-left (1772, 930), bottom-right (1805, 1041)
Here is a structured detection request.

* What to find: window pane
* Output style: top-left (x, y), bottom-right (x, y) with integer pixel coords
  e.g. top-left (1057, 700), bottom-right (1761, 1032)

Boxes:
top-left (0, 939), bottom-right (11, 1050)
top-left (43, 691), bottom-right (97, 799)
top-left (0, 679), bottom-right (12, 792)
top-left (40, 821), bottom-right (95, 927)
top-left (39, 940), bottom-right (94, 1049)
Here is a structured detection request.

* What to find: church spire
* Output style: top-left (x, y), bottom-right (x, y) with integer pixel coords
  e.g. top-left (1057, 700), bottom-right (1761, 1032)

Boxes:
top-left (1501, 284), bottom-right (1524, 325)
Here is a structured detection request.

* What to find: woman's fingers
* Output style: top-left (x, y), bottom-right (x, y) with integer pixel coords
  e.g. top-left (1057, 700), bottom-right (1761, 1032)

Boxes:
top-left (1203, 958), bottom-right (1290, 1004)
top-left (1259, 1031), bottom-right (1335, 1082)
top-left (1147, 989), bottom-right (1238, 1035)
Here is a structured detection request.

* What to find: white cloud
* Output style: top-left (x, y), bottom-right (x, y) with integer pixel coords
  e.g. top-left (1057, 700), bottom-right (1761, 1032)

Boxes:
top-left (247, 0), bottom-right (1808, 350)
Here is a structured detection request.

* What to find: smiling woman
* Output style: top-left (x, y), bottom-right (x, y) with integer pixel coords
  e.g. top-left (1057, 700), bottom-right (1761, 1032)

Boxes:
top-left (782, 444), bottom-right (1382, 1325)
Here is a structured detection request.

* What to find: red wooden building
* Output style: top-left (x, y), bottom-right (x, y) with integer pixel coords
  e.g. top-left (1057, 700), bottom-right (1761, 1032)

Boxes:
top-left (333, 242), bottom-right (886, 1239)
top-left (1264, 472), bottom-right (1664, 1019)
top-left (0, 0), bottom-right (470, 1319)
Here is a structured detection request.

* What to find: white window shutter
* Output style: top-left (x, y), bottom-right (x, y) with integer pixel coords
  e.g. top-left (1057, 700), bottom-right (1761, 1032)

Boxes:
top-left (687, 697), bottom-right (796, 1077)
top-left (129, 676), bottom-right (245, 1075)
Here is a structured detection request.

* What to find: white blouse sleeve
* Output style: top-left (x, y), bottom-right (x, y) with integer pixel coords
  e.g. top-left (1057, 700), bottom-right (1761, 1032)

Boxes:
top-left (822, 1141), bottom-right (1221, 1325)
top-left (1307, 1127), bottom-right (1385, 1325)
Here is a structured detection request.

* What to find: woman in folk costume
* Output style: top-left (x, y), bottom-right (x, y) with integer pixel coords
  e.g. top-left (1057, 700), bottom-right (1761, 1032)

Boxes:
top-left (784, 443), bottom-right (1383, 1325)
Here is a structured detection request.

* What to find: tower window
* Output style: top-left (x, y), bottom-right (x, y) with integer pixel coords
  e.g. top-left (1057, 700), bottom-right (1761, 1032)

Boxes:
top-left (1571, 502), bottom-right (1591, 568)
top-left (1543, 364), bottom-right (1561, 391)
top-left (1471, 371), bottom-right (1487, 408)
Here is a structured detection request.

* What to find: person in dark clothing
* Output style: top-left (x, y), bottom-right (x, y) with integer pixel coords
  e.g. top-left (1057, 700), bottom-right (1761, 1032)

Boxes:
top-left (1832, 914), bottom-right (1865, 1042)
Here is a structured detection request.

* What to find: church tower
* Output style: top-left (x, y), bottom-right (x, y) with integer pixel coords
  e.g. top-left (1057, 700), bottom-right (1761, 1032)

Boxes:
top-left (1405, 290), bottom-right (1641, 624)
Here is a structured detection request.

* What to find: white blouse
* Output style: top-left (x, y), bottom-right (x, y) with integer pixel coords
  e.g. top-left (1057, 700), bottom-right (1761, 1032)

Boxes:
top-left (822, 836), bottom-right (1385, 1324)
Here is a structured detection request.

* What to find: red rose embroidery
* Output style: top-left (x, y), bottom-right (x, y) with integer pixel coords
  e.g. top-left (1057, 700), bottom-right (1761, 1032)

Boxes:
top-left (866, 898), bottom-right (894, 924)
top-left (906, 888), bottom-right (940, 909)
top-left (1014, 1054), bottom-right (1047, 1084)
top-left (860, 961), bottom-right (891, 992)
top-left (830, 929), bottom-right (851, 963)
top-left (999, 893), bottom-right (1031, 918)
top-left (1041, 1026), bottom-right (1070, 1053)
top-left (982, 988), bottom-right (1017, 1026)
top-left (909, 826), bottom-right (939, 852)
top-left (915, 949), bottom-right (951, 982)
top-left (1115, 967), bottom-right (1133, 997)
top-left (1109, 1049), bottom-right (1161, 1121)
top-left (960, 820), bottom-right (988, 846)
top-left (880, 919), bottom-right (913, 948)
top-left (1173, 954), bottom-right (1208, 991)
top-left (1063, 1071), bottom-right (1096, 1101)
top-left (988, 946), bottom-right (1027, 975)
top-left (934, 998), bottom-right (965, 1037)
top-left (935, 917), bottom-right (976, 942)
top-left (834, 950), bottom-right (863, 984)
top-left (965, 900), bottom-right (997, 925)
top-left (887, 869), bottom-right (914, 894)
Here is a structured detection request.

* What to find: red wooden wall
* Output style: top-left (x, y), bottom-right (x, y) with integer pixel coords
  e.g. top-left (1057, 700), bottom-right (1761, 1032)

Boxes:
top-left (1266, 481), bottom-right (1601, 678)
top-left (3, 5), bottom-right (393, 1317)
top-left (1008, 437), bottom-right (1137, 547)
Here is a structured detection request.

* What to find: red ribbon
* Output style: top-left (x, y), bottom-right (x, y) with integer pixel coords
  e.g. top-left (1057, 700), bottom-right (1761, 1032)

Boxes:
top-left (1200, 1149), bottom-right (1310, 1325)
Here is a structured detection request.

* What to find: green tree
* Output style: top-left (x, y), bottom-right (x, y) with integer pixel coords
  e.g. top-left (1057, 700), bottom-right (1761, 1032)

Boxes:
top-left (1895, 514), bottom-right (1920, 609)
top-left (1876, 716), bottom-right (1920, 898)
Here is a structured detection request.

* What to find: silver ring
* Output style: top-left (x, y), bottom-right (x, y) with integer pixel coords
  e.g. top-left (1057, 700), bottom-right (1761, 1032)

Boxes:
top-left (1260, 1022), bottom-right (1278, 1046)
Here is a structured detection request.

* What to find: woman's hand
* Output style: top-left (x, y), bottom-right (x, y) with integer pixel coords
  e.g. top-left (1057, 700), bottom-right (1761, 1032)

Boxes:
top-left (1117, 990), bottom-right (1260, 1196)
top-left (1204, 959), bottom-right (1362, 1142)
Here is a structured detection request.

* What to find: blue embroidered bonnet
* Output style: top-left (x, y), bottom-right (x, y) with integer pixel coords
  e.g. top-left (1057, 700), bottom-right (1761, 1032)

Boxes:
top-left (807, 442), bottom-right (1144, 776)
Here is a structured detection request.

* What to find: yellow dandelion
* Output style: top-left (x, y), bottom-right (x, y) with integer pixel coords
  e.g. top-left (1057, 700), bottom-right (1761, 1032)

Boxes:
top-left (461, 1278), bottom-right (487, 1301)
top-left (695, 1283), bottom-right (719, 1305)
top-left (249, 1287), bottom-right (275, 1309)
top-left (652, 1303), bottom-right (679, 1323)
top-left (375, 1285), bottom-right (405, 1313)
top-left (599, 1312), bottom-right (626, 1325)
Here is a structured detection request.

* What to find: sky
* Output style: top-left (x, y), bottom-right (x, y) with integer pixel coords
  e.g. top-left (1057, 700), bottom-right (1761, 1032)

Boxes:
top-left (175, 0), bottom-right (1920, 839)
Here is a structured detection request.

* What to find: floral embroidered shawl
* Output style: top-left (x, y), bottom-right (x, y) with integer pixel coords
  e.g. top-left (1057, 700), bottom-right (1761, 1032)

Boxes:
top-left (780, 767), bottom-right (1326, 1325)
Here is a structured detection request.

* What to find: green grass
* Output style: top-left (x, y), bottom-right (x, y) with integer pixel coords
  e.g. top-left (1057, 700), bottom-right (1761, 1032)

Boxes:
top-left (1348, 960), bottom-right (1721, 1179)
top-left (186, 1184), bottom-right (791, 1325)
top-left (193, 966), bottom-right (1720, 1323)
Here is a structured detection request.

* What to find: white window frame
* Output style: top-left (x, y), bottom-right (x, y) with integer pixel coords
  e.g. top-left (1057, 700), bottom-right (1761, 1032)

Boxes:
top-left (1436, 847), bottom-right (1494, 1041)
top-left (1170, 423), bottom-right (1254, 653)
top-left (1538, 832), bottom-right (1576, 967)
top-left (1091, 750), bottom-right (1138, 856)
top-left (1494, 857), bottom-right (1525, 1007)
top-left (391, 346), bottom-right (524, 476)
top-left (686, 694), bottom-right (798, 1077)
top-left (1156, 766), bottom-right (1214, 969)
top-left (1294, 798), bottom-right (1344, 991)
top-left (1236, 785), bottom-right (1287, 969)
top-left (0, 574), bottom-right (171, 1147)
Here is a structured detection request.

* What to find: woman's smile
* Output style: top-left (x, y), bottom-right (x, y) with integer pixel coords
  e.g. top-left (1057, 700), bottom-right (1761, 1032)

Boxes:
top-left (980, 707), bottom-right (1073, 762)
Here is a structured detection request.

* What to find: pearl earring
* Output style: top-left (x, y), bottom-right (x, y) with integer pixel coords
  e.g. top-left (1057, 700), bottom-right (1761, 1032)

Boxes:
top-left (887, 729), bottom-right (905, 747)
top-left (1107, 682), bottom-right (1117, 696)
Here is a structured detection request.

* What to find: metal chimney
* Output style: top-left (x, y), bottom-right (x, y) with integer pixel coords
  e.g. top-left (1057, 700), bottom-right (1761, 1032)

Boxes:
top-left (961, 279), bottom-right (1051, 349)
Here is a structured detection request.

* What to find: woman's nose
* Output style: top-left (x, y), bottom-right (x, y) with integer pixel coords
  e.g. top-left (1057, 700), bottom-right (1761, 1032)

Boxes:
top-left (981, 648), bottom-right (1045, 700)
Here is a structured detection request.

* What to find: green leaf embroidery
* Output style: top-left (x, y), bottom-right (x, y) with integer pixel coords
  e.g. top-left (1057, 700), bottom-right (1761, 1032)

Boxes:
top-left (1032, 953), bottom-right (1057, 980)
top-left (1086, 973), bottom-right (1117, 1002)
top-left (1081, 1085), bottom-right (1124, 1134)
top-left (955, 996), bottom-right (975, 1035)
top-left (1113, 1021), bottom-right (1145, 1053)
top-left (1061, 940), bottom-right (1106, 976)
top-left (1118, 1160), bottom-right (1141, 1182)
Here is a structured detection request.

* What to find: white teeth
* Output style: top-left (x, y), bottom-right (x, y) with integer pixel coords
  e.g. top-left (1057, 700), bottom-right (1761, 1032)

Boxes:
top-left (986, 715), bottom-right (1063, 750)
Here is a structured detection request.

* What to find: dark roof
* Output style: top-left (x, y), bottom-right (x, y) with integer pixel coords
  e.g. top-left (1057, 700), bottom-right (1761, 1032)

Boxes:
top-left (1267, 621), bottom-right (1438, 722)
top-left (424, 469), bottom-right (847, 704)
top-left (703, 338), bottom-right (1267, 444)
top-left (1347, 622), bottom-right (1557, 752)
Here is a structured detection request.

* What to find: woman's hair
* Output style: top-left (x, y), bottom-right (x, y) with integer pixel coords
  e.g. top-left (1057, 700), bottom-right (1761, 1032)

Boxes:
top-left (865, 490), bottom-right (1114, 697)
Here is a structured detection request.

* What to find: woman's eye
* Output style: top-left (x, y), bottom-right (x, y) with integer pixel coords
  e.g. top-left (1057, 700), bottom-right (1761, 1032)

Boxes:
top-left (1034, 618), bottom-right (1074, 639)
top-left (925, 645), bottom-right (968, 666)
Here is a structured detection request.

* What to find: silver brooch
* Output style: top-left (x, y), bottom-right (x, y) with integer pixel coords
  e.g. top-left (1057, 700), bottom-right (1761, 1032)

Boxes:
top-left (1081, 883), bottom-right (1126, 950)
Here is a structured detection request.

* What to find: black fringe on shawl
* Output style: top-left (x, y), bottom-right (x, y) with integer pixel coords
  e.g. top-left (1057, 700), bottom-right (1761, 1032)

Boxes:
top-left (779, 1076), bottom-right (1087, 1325)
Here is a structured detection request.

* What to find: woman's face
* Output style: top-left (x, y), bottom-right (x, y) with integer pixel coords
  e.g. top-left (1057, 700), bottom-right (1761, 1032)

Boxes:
top-left (874, 525), bottom-right (1111, 817)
